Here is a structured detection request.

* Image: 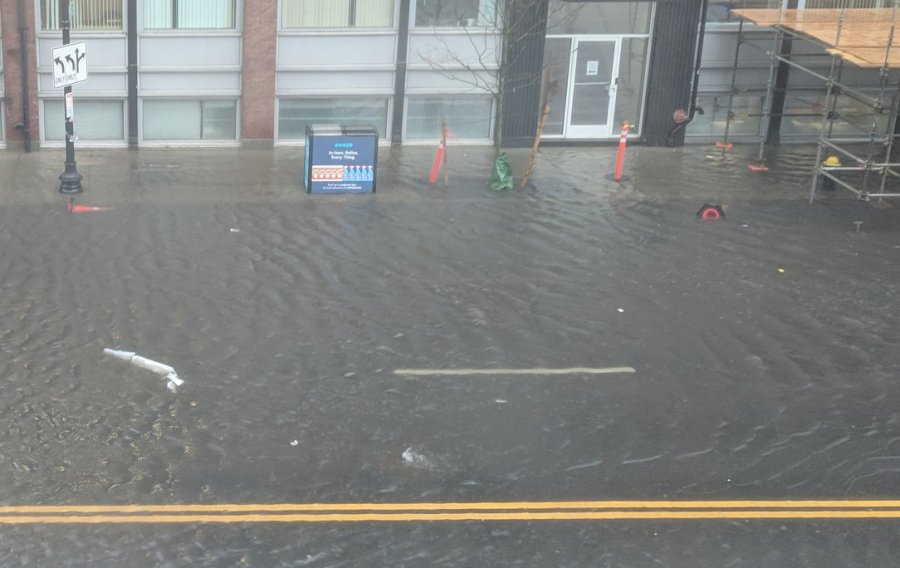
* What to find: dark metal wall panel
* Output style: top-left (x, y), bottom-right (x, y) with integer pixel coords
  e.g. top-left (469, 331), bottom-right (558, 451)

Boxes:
top-left (643, 0), bottom-right (703, 146)
top-left (391, 0), bottom-right (411, 144)
top-left (127, 0), bottom-right (137, 147)
top-left (500, 0), bottom-right (551, 148)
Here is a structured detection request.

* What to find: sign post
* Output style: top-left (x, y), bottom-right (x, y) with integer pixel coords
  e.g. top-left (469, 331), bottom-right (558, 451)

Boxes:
top-left (55, 0), bottom-right (86, 194)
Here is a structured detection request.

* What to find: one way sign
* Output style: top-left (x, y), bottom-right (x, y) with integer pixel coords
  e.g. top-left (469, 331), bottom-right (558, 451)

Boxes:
top-left (52, 42), bottom-right (88, 88)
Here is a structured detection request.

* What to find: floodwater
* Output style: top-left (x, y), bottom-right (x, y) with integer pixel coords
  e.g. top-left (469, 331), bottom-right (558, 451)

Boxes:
top-left (0, 143), bottom-right (899, 566)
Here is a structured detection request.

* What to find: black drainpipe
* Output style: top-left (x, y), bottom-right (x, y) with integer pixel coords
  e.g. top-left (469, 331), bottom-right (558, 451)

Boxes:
top-left (666, 0), bottom-right (709, 145)
top-left (127, 0), bottom-right (138, 147)
top-left (15, 0), bottom-right (32, 152)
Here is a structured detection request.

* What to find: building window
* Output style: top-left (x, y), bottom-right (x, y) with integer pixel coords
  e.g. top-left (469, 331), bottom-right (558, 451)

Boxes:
top-left (406, 97), bottom-right (493, 139)
top-left (44, 99), bottom-right (124, 141)
top-left (415, 0), bottom-right (496, 27)
top-left (278, 98), bottom-right (389, 139)
top-left (142, 99), bottom-right (237, 141)
top-left (547, 0), bottom-right (651, 35)
top-left (281, 0), bottom-right (394, 28)
top-left (780, 91), bottom-right (890, 139)
top-left (41, 0), bottom-right (123, 31)
top-left (144, 0), bottom-right (236, 29)
top-left (687, 94), bottom-right (763, 138)
top-left (707, 0), bottom-right (783, 23)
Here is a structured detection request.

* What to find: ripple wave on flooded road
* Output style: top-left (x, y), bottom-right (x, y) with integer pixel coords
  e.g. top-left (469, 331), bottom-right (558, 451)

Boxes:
top-left (0, 144), bottom-right (898, 566)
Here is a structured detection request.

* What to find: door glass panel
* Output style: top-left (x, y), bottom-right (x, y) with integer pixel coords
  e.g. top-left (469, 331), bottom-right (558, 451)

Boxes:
top-left (570, 41), bottom-right (615, 127)
top-left (614, 37), bottom-right (649, 132)
top-left (541, 38), bottom-right (572, 136)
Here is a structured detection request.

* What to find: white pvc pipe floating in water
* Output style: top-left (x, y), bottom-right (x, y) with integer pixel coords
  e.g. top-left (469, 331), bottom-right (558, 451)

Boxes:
top-left (103, 348), bottom-right (184, 392)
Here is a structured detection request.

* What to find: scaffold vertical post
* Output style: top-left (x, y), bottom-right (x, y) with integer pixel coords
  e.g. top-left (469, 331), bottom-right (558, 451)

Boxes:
top-left (721, 17), bottom-right (744, 151)
top-left (826, 58), bottom-right (843, 139)
top-left (879, 83), bottom-right (900, 198)
top-left (810, 54), bottom-right (839, 204)
top-left (860, 13), bottom-right (895, 195)
top-left (877, 4), bottom-right (900, 199)
top-left (758, 28), bottom-right (782, 163)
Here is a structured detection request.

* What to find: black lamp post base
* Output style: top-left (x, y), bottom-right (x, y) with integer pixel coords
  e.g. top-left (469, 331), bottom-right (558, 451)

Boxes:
top-left (59, 169), bottom-right (84, 194)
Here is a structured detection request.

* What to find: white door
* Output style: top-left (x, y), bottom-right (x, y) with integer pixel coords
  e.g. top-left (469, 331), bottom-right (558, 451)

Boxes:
top-left (565, 38), bottom-right (620, 138)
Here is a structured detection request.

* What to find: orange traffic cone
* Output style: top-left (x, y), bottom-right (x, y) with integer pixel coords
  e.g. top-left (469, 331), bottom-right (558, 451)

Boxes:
top-left (429, 140), bottom-right (445, 185)
top-left (68, 199), bottom-right (113, 213)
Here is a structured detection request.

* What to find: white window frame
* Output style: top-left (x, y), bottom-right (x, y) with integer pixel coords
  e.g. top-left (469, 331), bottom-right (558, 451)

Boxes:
top-left (39, 96), bottom-right (129, 148)
top-left (139, 0), bottom-right (242, 33)
top-left (273, 96), bottom-right (394, 146)
top-left (410, 0), bottom-right (499, 31)
top-left (401, 94), bottom-right (495, 145)
top-left (35, 0), bottom-right (127, 33)
top-left (138, 96), bottom-right (241, 147)
top-left (705, 0), bottom-right (788, 28)
top-left (0, 100), bottom-right (6, 146)
top-left (541, 32), bottom-right (653, 141)
top-left (278, 0), bottom-right (399, 32)
top-left (0, 25), bottom-right (5, 147)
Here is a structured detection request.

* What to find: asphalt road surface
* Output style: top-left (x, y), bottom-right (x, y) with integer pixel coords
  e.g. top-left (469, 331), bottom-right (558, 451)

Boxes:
top-left (0, 144), bottom-right (898, 566)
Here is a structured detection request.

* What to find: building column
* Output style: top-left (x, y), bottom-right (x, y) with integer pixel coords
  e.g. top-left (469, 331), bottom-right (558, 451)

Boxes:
top-left (499, 0), bottom-right (550, 148)
top-left (643, 0), bottom-right (703, 146)
top-left (766, 0), bottom-right (799, 144)
top-left (390, 0), bottom-right (411, 145)
top-left (1, 0), bottom-right (40, 150)
top-left (241, 0), bottom-right (278, 146)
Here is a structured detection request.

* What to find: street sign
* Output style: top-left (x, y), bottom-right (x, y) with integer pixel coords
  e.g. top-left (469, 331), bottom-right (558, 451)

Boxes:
top-left (52, 42), bottom-right (88, 89)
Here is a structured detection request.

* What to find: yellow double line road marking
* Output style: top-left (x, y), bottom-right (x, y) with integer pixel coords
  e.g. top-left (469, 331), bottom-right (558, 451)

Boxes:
top-left (3, 500), bottom-right (900, 524)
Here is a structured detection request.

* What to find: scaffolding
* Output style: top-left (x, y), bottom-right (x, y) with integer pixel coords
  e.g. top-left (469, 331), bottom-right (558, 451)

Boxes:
top-left (720, 4), bottom-right (900, 202)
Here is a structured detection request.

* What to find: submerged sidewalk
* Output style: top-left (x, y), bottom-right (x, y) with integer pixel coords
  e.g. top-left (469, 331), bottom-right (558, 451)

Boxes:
top-left (0, 143), bottom-right (850, 207)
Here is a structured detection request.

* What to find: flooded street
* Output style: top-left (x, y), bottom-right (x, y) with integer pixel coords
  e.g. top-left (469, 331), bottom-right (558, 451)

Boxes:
top-left (1, 143), bottom-right (899, 566)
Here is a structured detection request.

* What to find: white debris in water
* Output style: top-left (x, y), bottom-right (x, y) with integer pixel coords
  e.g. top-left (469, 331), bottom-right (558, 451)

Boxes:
top-left (229, 228), bottom-right (240, 233)
top-left (103, 348), bottom-right (184, 393)
top-left (290, 440), bottom-right (299, 447)
top-left (617, 308), bottom-right (625, 313)
top-left (165, 372), bottom-right (184, 393)
top-left (495, 399), bottom-right (508, 404)
top-left (401, 447), bottom-right (433, 470)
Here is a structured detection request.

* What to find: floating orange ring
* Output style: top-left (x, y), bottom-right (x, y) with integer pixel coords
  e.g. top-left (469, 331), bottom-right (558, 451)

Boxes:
top-left (697, 204), bottom-right (725, 220)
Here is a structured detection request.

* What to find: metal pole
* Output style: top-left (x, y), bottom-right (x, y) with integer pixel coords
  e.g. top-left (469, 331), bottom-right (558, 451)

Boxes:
top-left (16, 0), bottom-right (32, 152)
top-left (863, 20), bottom-right (894, 194)
top-left (758, 28), bottom-right (782, 162)
top-left (879, 6), bottom-right (900, 197)
top-left (721, 18), bottom-right (743, 150)
top-left (810, 55), bottom-right (838, 204)
top-left (127, 0), bottom-right (138, 147)
top-left (826, 58), bottom-right (843, 138)
top-left (58, 0), bottom-right (84, 194)
top-left (878, 87), bottom-right (900, 200)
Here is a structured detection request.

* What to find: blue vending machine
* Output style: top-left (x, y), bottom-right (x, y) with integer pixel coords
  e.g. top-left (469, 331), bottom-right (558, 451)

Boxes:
top-left (304, 125), bottom-right (378, 194)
